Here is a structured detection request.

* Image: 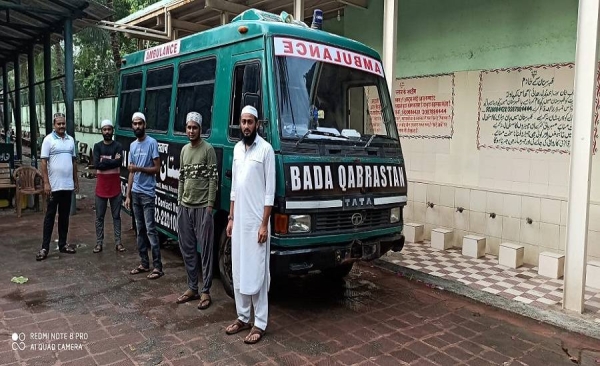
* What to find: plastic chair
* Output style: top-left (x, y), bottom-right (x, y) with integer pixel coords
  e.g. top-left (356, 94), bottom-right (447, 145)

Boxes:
top-left (14, 166), bottom-right (45, 218)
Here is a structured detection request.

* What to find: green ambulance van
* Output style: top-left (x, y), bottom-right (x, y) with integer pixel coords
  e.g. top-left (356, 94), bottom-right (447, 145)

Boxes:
top-left (115, 8), bottom-right (407, 297)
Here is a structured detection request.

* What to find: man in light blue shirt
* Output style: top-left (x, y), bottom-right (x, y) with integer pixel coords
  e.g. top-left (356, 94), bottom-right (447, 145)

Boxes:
top-left (124, 112), bottom-right (163, 279)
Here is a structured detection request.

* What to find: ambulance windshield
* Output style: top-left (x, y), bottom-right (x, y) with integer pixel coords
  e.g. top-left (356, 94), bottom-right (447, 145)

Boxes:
top-left (275, 41), bottom-right (398, 144)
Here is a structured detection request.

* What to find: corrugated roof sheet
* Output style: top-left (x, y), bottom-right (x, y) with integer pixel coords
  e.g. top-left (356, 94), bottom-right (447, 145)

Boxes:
top-left (0, 0), bottom-right (113, 70)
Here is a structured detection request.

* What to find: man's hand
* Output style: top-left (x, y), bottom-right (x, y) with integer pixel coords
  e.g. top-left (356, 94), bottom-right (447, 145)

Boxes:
top-left (74, 181), bottom-right (79, 193)
top-left (115, 153), bottom-right (121, 160)
top-left (258, 224), bottom-right (268, 244)
top-left (128, 163), bottom-right (139, 173)
top-left (226, 220), bottom-right (233, 238)
top-left (124, 197), bottom-right (131, 210)
top-left (44, 183), bottom-right (51, 196)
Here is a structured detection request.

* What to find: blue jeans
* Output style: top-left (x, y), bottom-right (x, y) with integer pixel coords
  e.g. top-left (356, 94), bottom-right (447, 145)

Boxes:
top-left (132, 192), bottom-right (162, 271)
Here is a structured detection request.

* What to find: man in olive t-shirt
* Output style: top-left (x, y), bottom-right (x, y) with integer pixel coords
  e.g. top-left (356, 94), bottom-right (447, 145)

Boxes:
top-left (175, 111), bottom-right (218, 310)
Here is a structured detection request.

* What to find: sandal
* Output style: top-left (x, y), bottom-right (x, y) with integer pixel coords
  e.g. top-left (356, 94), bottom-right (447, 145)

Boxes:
top-left (36, 249), bottom-right (48, 261)
top-left (147, 270), bottom-right (164, 280)
top-left (225, 319), bottom-right (252, 335)
top-left (59, 245), bottom-right (76, 254)
top-left (130, 265), bottom-right (150, 275)
top-left (93, 245), bottom-right (102, 253)
top-left (244, 326), bottom-right (266, 344)
top-left (115, 244), bottom-right (126, 252)
top-left (176, 290), bottom-right (200, 304)
top-left (197, 293), bottom-right (212, 310)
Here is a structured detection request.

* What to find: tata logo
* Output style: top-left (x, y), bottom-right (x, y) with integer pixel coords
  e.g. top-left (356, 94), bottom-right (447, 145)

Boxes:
top-left (351, 213), bottom-right (364, 226)
top-left (343, 195), bottom-right (374, 210)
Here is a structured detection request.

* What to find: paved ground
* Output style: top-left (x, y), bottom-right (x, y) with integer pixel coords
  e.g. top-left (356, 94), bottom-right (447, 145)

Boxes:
top-left (1, 172), bottom-right (600, 365)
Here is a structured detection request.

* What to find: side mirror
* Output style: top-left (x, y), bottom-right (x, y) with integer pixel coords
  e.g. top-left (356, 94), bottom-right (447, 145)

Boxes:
top-left (258, 119), bottom-right (268, 139)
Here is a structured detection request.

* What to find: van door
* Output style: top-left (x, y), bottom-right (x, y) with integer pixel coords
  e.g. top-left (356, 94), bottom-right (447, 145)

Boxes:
top-left (222, 51), bottom-right (266, 201)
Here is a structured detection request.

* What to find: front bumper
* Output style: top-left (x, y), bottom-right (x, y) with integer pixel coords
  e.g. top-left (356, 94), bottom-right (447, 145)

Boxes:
top-left (270, 233), bottom-right (405, 275)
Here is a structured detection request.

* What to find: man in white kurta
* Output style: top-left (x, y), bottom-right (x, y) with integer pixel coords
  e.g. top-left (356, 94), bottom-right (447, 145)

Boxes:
top-left (225, 106), bottom-right (275, 344)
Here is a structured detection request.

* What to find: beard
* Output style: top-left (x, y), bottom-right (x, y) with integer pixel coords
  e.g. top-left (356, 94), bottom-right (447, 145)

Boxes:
top-left (242, 128), bottom-right (257, 146)
top-left (134, 128), bottom-right (145, 138)
top-left (103, 133), bottom-right (113, 141)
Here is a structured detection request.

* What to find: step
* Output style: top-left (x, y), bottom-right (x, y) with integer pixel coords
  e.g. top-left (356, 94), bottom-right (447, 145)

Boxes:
top-left (462, 235), bottom-right (486, 259)
top-left (587, 260), bottom-right (600, 290)
top-left (538, 251), bottom-right (565, 279)
top-left (498, 242), bottom-right (524, 269)
top-left (431, 228), bottom-right (453, 250)
top-left (404, 223), bottom-right (424, 243)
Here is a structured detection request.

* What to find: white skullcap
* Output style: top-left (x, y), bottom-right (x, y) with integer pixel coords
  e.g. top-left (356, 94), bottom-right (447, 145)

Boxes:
top-left (100, 119), bottom-right (113, 129)
top-left (186, 111), bottom-right (202, 125)
top-left (241, 105), bottom-right (258, 119)
top-left (132, 112), bottom-right (146, 122)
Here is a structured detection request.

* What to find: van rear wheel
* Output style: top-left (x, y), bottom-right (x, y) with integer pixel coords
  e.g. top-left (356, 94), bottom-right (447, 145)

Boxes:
top-left (218, 227), bottom-right (234, 299)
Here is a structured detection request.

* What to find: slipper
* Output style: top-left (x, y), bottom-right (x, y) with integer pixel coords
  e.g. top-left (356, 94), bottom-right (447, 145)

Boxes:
top-left (130, 265), bottom-right (150, 275)
top-left (147, 270), bottom-right (164, 280)
top-left (36, 249), bottom-right (48, 261)
top-left (93, 245), bottom-right (102, 253)
top-left (176, 291), bottom-right (200, 304)
top-left (115, 244), bottom-right (126, 252)
top-left (59, 245), bottom-right (76, 254)
top-left (225, 319), bottom-right (252, 335)
top-left (244, 326), bottom-right (265, 344)
top-left (197, 293), bottom-right (211, 310)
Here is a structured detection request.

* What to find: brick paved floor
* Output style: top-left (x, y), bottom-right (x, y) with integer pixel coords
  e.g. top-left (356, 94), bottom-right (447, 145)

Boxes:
top-left (0, 174), bottom-right (599, 365)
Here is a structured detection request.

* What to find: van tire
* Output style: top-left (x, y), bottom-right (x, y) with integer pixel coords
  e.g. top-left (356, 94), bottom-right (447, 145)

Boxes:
top-left (321, 263), bottom-right (354, 279)
top-left (218, 226), bottom-right (235, 299)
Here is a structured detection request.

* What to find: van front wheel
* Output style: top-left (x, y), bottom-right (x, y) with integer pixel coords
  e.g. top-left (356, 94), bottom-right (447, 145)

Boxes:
top-left (218, 227), bottom-right (234, 299)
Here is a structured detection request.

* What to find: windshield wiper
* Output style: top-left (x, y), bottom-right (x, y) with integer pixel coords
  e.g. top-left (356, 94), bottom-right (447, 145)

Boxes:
top-left (295, 129), bottom-right (313, 147)
top-left (295, 129), bottom-right (347, 147)
top-left (364, 134), bottom-right (398, 148)
top-left (364, 135), bottom-right (376, 148)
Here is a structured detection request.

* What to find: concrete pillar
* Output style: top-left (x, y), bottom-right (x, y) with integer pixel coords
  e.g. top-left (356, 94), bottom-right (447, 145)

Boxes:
top-left (13, 57), bottom-right (22, 163)
top-left (44, 33), bottom-right (52, 135)
top-left (563, 0), bottom-right (600, 313)
top-left (64, 18), bottom-right (76, 215)
top-left (27, 46), bottom-right (38, 167)
top-left (294, 0), bottom-right (304, 21)
top-left (221, 12), bottom-right (229, 25)
top-left (382, 0), bottom-right (398, 95)
top-left (2, 64), bottom-right (9, 143)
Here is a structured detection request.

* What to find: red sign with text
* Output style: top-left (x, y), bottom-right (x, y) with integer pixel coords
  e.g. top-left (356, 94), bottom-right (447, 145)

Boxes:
top-left (274, 37), bottom-right (384, 77)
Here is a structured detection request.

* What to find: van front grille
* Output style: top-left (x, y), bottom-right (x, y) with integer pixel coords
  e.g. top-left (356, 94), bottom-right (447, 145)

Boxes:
top-left (314, 209), bottom-right (390, 232)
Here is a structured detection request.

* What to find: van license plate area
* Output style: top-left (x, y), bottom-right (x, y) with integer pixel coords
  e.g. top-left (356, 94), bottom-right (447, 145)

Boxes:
top-left (362, 242), bottom-right (380, 260)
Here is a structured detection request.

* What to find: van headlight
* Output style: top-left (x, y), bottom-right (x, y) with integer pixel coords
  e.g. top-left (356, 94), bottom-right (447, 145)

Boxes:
top-left (390, 207), bottom-right (400, 223)
top-left (289, 215), bottom-right (311, 233)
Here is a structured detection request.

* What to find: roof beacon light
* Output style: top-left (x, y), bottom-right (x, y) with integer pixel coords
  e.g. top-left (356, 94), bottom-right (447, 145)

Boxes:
top-left (280, 11), bottom-right (294, 23)
top-left (311, 9), bottom-right (323, 30)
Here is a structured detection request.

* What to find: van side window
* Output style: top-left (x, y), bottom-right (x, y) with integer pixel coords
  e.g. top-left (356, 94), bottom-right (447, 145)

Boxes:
top-left (229, 61), bottom-right (261, 140)
top-left (118, 73), bottom-right (142, 129)
top-left (175, 58), bottom-right (217, 134)
top-left (144, 66), bottom-right (174, 132)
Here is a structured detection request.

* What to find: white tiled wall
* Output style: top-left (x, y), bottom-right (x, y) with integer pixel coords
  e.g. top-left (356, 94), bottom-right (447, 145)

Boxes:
top-left (403, 181), bottom-right (600, 266)
top-left (399, 70), bottom-right (600, 266)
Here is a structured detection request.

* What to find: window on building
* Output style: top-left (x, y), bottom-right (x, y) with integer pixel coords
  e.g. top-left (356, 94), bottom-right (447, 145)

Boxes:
top-left (144, 66), bottom-right (174, 132)
top-left (229, 61), bottom-right (261, 140)
top-left (174, 58), bottom-right (217, 134)
top-left (118, 72), bottom-right (142, 129)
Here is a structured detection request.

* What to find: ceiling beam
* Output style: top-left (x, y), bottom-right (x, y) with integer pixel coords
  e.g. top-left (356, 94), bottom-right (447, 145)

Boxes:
top-left (0, 1), bottom-right (73, 17)
top-left (157, 16), bottom-right (210, 33)
top-left (204, 0), bottom-right (249, 15)
top-left (335, 0), bottom-right (367, 8)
